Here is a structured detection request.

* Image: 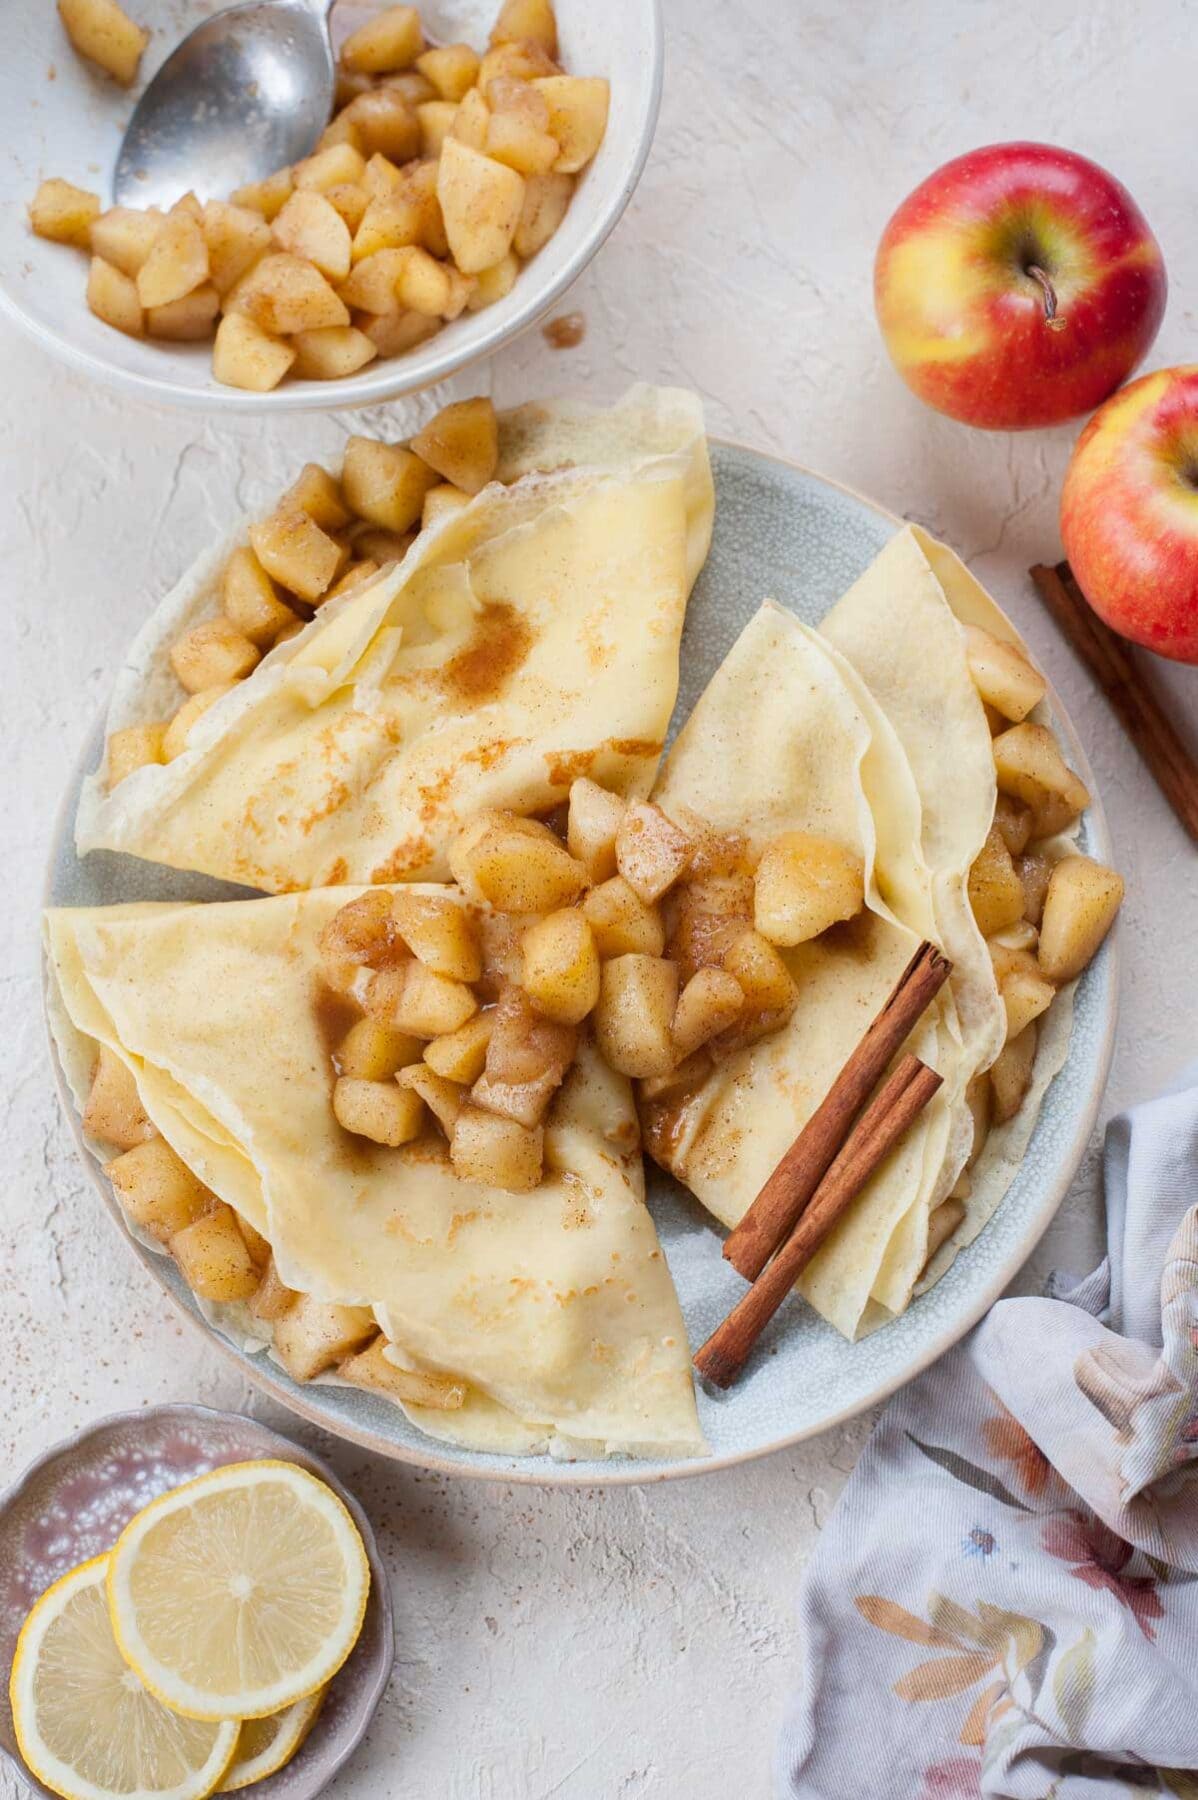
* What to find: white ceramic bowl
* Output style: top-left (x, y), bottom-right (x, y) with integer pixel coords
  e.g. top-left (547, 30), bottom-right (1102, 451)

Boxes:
top-left (0, 0), bottom-right (662, 412)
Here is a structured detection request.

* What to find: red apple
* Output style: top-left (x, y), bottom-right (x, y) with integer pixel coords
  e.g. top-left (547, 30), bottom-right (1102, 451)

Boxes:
top-left (875, 142), bottom-right (1166, 430)
top-left (1061, 366), bottom-right (1198, 663)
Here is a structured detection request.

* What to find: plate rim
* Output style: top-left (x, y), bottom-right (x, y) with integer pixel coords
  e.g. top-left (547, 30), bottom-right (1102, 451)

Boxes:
top-left (40, 438), bottom-right (1118, 1486)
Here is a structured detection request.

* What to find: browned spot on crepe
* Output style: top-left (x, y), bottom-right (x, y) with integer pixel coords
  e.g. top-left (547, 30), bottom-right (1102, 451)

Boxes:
top-left (543, 738), bottom-right (663, 788)
top-left (440, 602), bottom-right (533, 704)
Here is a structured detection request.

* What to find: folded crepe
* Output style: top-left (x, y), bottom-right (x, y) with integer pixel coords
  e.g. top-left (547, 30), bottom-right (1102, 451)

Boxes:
top-left (641, 602), bottom-right (967, 1340)
top-left (44, 893), bottom-right (705, 1461)
top-left (75, 386), bottom-right (714, 895)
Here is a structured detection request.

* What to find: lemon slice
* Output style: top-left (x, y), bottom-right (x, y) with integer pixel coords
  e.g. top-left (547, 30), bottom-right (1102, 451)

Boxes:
top-left (9, 1555), bottom-right (239, 1800)
top-left (216, 1690), bottom-right (324, 1793)
top-left (107, 1459), bottom-right (369, 1721)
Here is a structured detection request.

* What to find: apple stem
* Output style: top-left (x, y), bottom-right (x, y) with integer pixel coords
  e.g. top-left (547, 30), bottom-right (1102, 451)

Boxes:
top-left (1026, 264), bottom-right (1067, 332)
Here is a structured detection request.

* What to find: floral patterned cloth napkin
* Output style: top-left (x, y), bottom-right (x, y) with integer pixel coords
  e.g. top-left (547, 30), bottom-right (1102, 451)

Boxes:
top-left (777, 1066), bottom-right (1198, 1799)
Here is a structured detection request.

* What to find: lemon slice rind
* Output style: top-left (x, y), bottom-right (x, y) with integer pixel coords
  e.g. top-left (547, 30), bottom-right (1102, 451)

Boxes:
top-left (107, 1459), bottom-right (370, 1722)
top-left (216, 1689), bottom-right (325, 1794)
top-left (9, 1554), bottom-right (240, 1800)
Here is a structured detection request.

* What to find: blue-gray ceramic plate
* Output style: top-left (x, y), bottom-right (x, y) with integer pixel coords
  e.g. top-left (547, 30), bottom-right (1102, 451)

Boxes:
top-left (43, 443), bottom-right (1117, 1485)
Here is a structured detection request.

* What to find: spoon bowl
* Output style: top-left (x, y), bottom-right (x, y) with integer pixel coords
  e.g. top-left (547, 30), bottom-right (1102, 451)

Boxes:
top-left (114, 0), bottom-right (334, 209)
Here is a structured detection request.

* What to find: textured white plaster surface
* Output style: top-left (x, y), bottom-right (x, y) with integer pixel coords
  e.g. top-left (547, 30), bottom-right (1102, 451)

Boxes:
top-left (3, 3), bottom-right (1198, 1795)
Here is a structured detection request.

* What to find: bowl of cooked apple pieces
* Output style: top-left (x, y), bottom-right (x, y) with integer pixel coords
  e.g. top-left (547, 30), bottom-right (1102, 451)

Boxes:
top-left (5, 0), bottom-right (658, 407)
top-left (43, 388), bottom-right (1122, 1481)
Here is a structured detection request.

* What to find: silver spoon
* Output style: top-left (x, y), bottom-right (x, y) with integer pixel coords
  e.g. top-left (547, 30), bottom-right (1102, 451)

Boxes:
top-left (114, 0), bottom-right (335, 210)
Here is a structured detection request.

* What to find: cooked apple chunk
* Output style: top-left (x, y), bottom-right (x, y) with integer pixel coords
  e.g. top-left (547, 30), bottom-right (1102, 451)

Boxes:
top-left (513, 172), bottom-right (572, 257)
top-left (294, 143), bottom-right (368, 194)
top-left (990, 943), bottom-right (1056, 1042)
top-left (437, 137), bottom-right (524, 274)
top-left (236, 1215), bottom-right (272, 1270)
top-left (471, 987), bottom-right (575, 1126)
top-left (422, 483), bottom-right (472, 529)
top-left (273, 1295), bottom-right (377, 1382)
top-left (320, 889), bottom-right (396, 978)
top-left (30, 178), bottom-right (100, 247)
top-left (83, 1045), bottom-right (154, 1150)
top-left (340, 4), bottom-right (422, 75)
top-left (416, 42), bottom-right (481, 101)
top-left (615, 802), bottom-right (692, 904)
top-left (993, 794), bottom-right (1033, 858)
top-left (293, 325), bottom-right (379, 381)
top-left (722, 929), bottom-right (797, 1013)
top-left (249, 506), bottom-right (342, 601)
top-left (375, 962), bottom-right (479, 1037)
top-left (106, 722), bottom-right (166, 787)
top-left (485, 110), bottom-right (560, 176)
top-left (468, 250), bottom-right (520, 309)
top-left (336, 1017), bottom-right (422, 1080)
top-left (170, 1202), bottom-right (260, 1303)
top-left (451, 1104), bottom-right (543, 1191)
top-left (249, 1256), bottom-right (299, 1323)
top-left (339, 89), bottom-right (422, 163)
top-left (136, 212), bottom-right (208, 309)
top-left (449, 87), bottom-right (490, 153)
top-left (567, 778), bottom-right (625, 881)
top-left (520, 908), bottom-right (600, 1023)
top-left (161, 684), bottom-right (237, 760)
top-left (532, 76), bottom-right (609, 172)
top-left (593, 953), bottom-right (678, 1078)
top-left (87, 256), bottom-right (144, 337)
top-left (423, 1012), bottom-right (495, 1084)
top-left (390, 890), bottom-right (481, 981)
top-left (342, 436), bottom-right (437, 532)
top-left (1037, 856), bottom-right (1124, 984)
top-left (340, 1336), bottom-right (467, 1408)
top-left (212, 313), bottom-right (296, 392)
top-left (146, 284), bottom-right (221, 340)
top-left (967, 825), bottom-right (1025, 937)
top-left (59, 0), bottom-right (149, 85)
top-left (90, 206), bottom-right (164, 276)
top-left (410, 397), bottom-right (499, 494)
top-left (169, 617), bottom-right (260, 694)
top-left (965, 625), bottom-right (1047, 724)
top-left (990, 1024), bottom-right (1038, 1125)
top-left (450, 812), bottom-right (587, 912)
top-left (106, 1137), bottom-right (210, 1241)
top-left (753, 831), bottom-right (864, 947)
top-left (201, 199), bottom-right (271, 295)
top-left (333, 1075), bottom-right (425, 1146)
top-left (582, 876), bottom-right (665, 958)
top-left (672, 967), bottom-right (745, 1059)
top-left (221, 547), bottom-right (298, 645)
top-left (478, 38), bottom-right (558, 86)
top-left (270, 189), bottom-right (353, 281)
top-left (396, 1063), bottom-right (466, 1134)
top-left (490, 0), bottom-right (558, 53)
top-left (993, 723), bottom-right (1090, 840)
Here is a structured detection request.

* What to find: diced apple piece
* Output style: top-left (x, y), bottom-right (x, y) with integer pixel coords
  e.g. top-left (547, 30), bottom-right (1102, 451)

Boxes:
top-left (201, 199), bottom-right (271, 295)
top-left (324, 558), bottom-right (380, 601)
top-left (170, 1202), bottom-right (259, 1302)
top-left (390, 890), bottom-right (481, 981)
top-left (1016, 849), bottom-right (1055, 927)
top-left (990, 943), bottom-right (1056, 1041)
top-left (485, 110), bottom-right (560, 176)
top-left (489, 0), bottom-right (558, 53)
top-left (319, 889), bottom-right (396, 980)
top-left (967, 824), bottom-right (1025, 937)
top-left (30, 178), bottom-right (100, 247)
top-left (351, 526), bottom-right (414, 564)
top-left (294, 143), bottom-right (368, 193)
top-left (753, 830), bottom-right (864, 946)
top-left (417, 100), bottom-right (458, 158)
top-left (230, 168), bottom-right (294, 222)
top-left (212, 313), bottom-right (295, 391)
top-left (249, 1256), bottom-right (299, 1323)
top-left (343, 435), bottom-right (437, 532)
top-left (340, 89), bottom-right (421, 162)
top-left (146, 283), bottom-right (220, 340)
top-left (276, 462), bottom-right (350, 533)
top-left (106, 1137), bottom-right (210, 1241)
top-left (993, 794), bottom-right (1033, 858)
top-left (1037, 856), bottom-right (1124, 984)
top-left (520, 908), bottom-right (600, 1024)
top-left (86, 256), bottom-right (144, 336)
top-left (273, 1295), bottom-right (376, 1381)
top-left (531, 76), bottom-right (609, 172)
top-left (378, 67), bottom-right (435, 104)
top-left (615, 802), bottom-right (692, 903)
top-left (512, 170), bottom-right (572, 257)
top-left (106, 722), bottom-right (166, 787)
top-left (270, 189), bottom-right (352, 281)
top-left (437, 137), bottom-right (524, 275)
top-left (358, 306), bottom-right (442, 358)
top-left (410, 397), bottom-right (499, 495)
top-left (566, 777), bottom-right (624, 881)
top-left (468, 250), bottom-right (520, 309)
top-left (965, 625), bottom-right (1047, 724)
top-left (161, 684), bottom-right (236, 760)
top-left (449, 811), bottom-right (587, 912)
top-left (424, 1012), bottom-right (495, 1084)
top-left (169, 617), bottom-right (260, 694)
top-left (396, 1062), bottom-right (466, 1134)
top-left (450, 86), bottom-right (491, 152)
top-left (639, 1050), bottom-right (712, 1104)
top-left (340, 1337), bottom-right (466, 1408)
top-left (366, 961), bottom-right (479, 1038)
top-left (229, 252), bottom-right (350, 333)
top-left (485, 74), bottom-right (551, 127)
top-left (340, 247), bottom-right (407, 312)
top-left (422, 483), bottom-right (471, 528)
top-left (391, 244), bottom-right (454, 315)
top-left (722, 928), bottom-right (796, 1012)
top-left (352, 196), bottom-right (424, 260)
top-left (416, 42), bottom-right (480, 100)
top-left (58, 0), bottom-right (148, 85)
top-left (478, 40), bottom-right (558, 87)
top-left (340, 4), bottom-right (422, 73)
top-left (237, 1216), bottom-right (270, 1279)
top-left (220, 548), bottom-right (297, 646)
top-left (324, 182), bottom-right (370, 233)
top-left (83, 1045), bottom-right (154, 1149)
top-left (671, 966), bottom-right (745, 1059)
top-left (451, 1104), bottom-right (543, 1191)
top-left (593, 953), bottom-right (678, 1078)
top-left (337, 1017), bottom-right (422, 1081)
top-left (471, 986), bottom-right (575, 1125)
top-left (249, 506), bottom-right (341, 601)
top-left (582, 876), bottom-right (664, 958)
top-left (333, 1075), bottom-right (425, 1146)
top-left (89, 206), bottom-right (163, 276)
top-left (990, 1024), bottom-right (1038, 1125)
top-left (993, 722), bottom-right (1090, 840)
top-left (135, 211), bottom-right (207, 308)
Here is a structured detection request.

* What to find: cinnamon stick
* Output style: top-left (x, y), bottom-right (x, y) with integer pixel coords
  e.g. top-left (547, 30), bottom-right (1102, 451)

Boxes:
top-left (722, 940), bottom-right (951, 1281)
top-left (694, 1054), bottom-right (943, 1388)
top-left (1030, 561), bottom-right (1198, 846)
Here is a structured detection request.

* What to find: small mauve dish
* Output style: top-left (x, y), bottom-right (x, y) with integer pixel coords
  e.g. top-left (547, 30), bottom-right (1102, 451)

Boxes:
top-left (0, 1404), bottom-right (394, 1800)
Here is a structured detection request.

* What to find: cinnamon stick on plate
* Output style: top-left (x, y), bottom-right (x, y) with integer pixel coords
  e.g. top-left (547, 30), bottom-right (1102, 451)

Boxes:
top-left (722, 941), bottom-right (951, 1281)
top-left (694, 1054), bottom-right (943, 1389)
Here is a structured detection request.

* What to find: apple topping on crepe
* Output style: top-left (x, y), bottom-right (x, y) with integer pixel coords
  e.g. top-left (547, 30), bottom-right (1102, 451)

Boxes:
top-left (316, 791), bottom-right (868, 1191)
